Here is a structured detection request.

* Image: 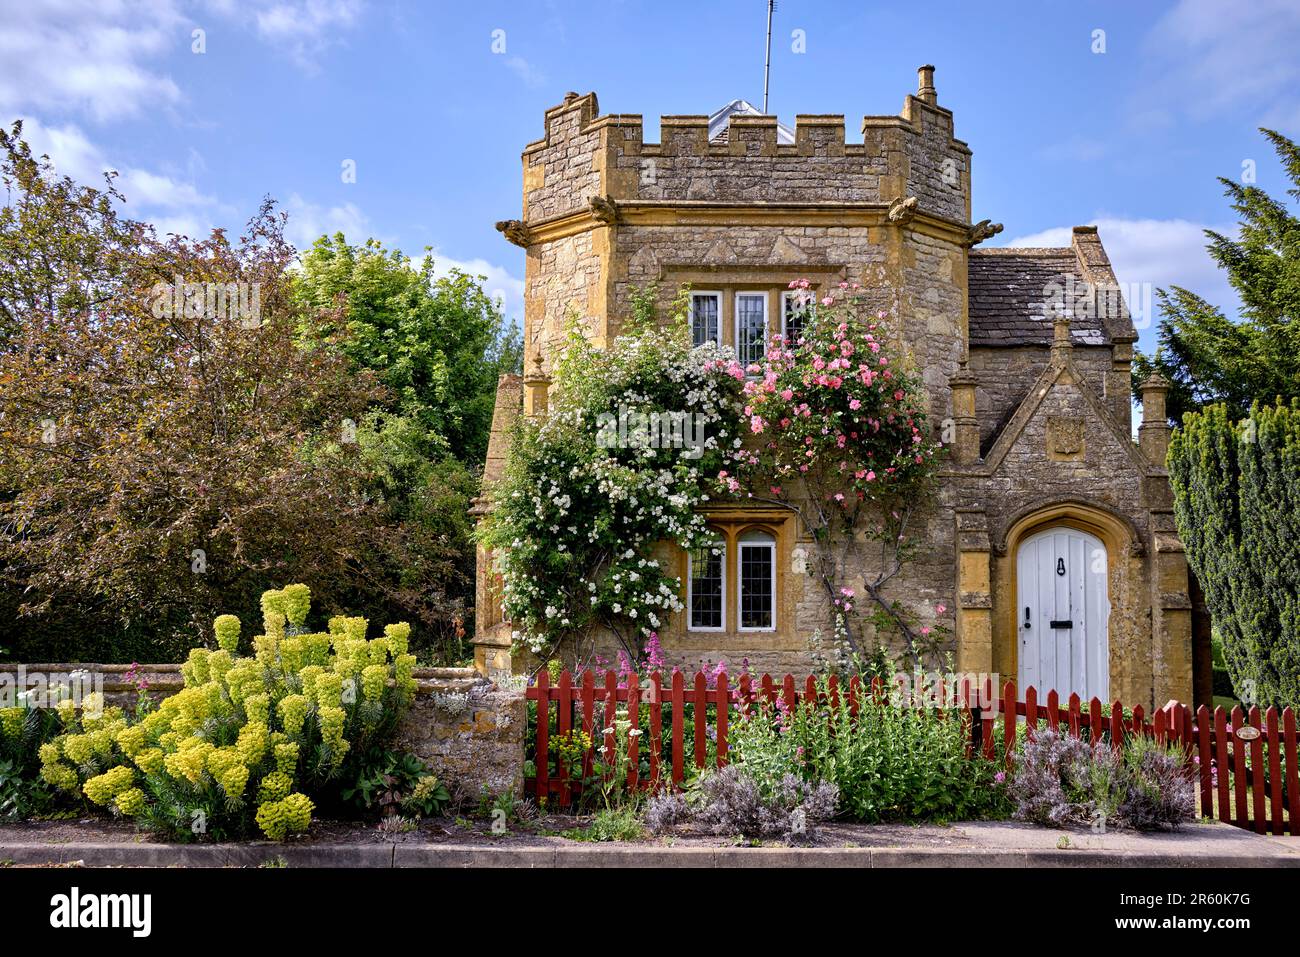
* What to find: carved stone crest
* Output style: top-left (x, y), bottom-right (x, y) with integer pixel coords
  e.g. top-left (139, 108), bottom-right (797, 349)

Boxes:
top-left (1047, 416), bottom-right (1085, 459)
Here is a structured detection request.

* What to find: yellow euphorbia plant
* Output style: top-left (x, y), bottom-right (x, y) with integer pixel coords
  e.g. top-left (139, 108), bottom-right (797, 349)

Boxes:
top-left (39, 585), bottom-right (418, 841)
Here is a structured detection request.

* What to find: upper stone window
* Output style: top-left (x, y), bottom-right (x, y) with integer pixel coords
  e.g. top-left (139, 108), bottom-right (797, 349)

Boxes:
top-left (734, 292), bottom-right (768, 368)
top-left (690, 291), bottom-right (722, 348)
top-left (781, 290), bottom-right (815, 346)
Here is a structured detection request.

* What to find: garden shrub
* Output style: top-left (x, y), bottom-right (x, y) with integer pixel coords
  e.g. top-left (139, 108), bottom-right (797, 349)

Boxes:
top-left (37, 584), bottom-right (419, 841)
top-left (644, 765), bottom-right (838, 839)
top-left (1009, 728), bottom-right (1195, 831)
top-left (0, 700), bottom-right (67, 820)
top-left (728, 682), bottom-right (1008, 824)
top-left (564, 805), bottom-right (646, 842)
top-left (1168, 400), bottom-right (1300, 709)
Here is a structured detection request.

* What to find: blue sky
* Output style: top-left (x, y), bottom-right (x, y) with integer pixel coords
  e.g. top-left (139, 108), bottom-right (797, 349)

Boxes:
top-left (4, 0), bottom-right (1299, 359)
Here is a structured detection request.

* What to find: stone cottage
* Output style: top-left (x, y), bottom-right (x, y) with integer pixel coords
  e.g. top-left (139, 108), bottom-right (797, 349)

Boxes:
top-left (473, 67), bottom-right (1198, 711)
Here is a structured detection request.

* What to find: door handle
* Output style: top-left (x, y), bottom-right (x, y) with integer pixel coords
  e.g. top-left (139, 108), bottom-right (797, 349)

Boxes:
top-left (1023, 606), bottom-right (1031, 629)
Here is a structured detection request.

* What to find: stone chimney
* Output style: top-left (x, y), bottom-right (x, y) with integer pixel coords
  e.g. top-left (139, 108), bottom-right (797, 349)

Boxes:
top-left (1139, 371), bottom-right (1172, 466)
top-left (1050, 315), bottom-right (1073, 366)
top-left (947, 362), bottom-right (981, 464)
top-left (917, 65), bottom-right (937, 105)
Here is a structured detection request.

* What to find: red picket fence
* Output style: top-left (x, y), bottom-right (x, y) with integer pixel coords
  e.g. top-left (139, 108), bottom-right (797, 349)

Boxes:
top-left (524, 670), bottom-right (1298, 835)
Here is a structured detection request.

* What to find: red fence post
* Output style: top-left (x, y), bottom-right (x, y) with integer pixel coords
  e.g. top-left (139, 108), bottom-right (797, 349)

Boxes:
top-left (1196, 705), bottom-right (1212, 819)
top-left (581, 670), bottom-right (596, 783)
top-left (1266, 708), bottom-right (1283, 836)
top-left (649, 671), bottom-right (662, 791)
top-left (1068, 693), bottom-right (1081, 739)
top-left (535, 668), bottom-right (550, 803)
top-left (1230, 705), bottom-right (1247, 829)
top-left (1111, 701), bottom-right (1124, 753)
top-left (1046, 690), bottom-right (1059, 732)
top-left (557, 669), bottom-right (572, 807)
top-left (1214, 706), bottom-right (1230, 824)
top-left (693, 671), bottom-right (707, 770)
top-left (627, 674), bottom-right (640, 793)
top-left (1249, 706), bottom-right (1266, 834)
top-left (1002, 680), bottom-right (1015, 769)
top-left (1284, 708), bottom-right (1300, 837)
top-left (1025, 686), bottom-right (1037, 742)
top-left (670, 670), bottom-right (684, 787)
top-left (603, 671), bottom-right (618, 783)
top-left (715, 671), bottom-right (729, 767)
top-left (1089, 698), bottom-right (1103, 746)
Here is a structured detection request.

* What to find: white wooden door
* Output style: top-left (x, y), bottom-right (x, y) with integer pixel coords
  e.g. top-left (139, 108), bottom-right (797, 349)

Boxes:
top-left (1016, 527), bottom-right (1110, 702)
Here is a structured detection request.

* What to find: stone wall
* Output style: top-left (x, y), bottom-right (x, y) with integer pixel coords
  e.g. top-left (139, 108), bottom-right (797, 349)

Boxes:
top-left (0, 663), bottom-right (526, 800)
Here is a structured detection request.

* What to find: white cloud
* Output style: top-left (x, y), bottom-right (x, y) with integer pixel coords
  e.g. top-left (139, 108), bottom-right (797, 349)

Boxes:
top-left (1142, 0), bottom-right (1300, 129)
top-left (283, 193), bottom-right (374, 251)
top-left (1001, 216), bottom-right (1242, 336)
top-left (208, 0), bottom-right (364, 70)
top-left (0, 0), bottom-right (184, 122)
top-left (409, 251), bottom-right (526, 324)
top-left (504, 56), bottom-right (546, 88)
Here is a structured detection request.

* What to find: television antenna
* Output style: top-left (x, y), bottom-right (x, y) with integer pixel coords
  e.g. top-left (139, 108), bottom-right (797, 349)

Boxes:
top-left (763, 0), bottom-right (776, 113)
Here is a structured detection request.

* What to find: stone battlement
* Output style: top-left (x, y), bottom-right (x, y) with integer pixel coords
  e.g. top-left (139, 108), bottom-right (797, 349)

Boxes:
top-left (518, 68), bottom-right (972, 225)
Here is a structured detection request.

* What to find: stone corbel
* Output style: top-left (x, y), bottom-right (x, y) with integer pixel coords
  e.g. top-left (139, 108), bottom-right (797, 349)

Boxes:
top-left (495, 219), bottom-right (531, 248)
top-left (887, 195), bottom-right (918, 224)
top-left (588, 194), bottom-right (618, 225)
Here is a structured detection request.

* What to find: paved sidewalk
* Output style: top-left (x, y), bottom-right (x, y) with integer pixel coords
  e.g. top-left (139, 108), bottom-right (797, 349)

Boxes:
top-left (2, 820), bottom-right (1297, 867)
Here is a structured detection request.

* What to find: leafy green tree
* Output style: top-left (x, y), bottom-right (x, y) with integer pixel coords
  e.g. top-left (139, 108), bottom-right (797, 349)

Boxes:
top-left (1168, 401), bottom-right (1300, 709)
top-left (293, 234), bottom-right (520, 465)
top-left (291, 236), bottom-right (522, 661)
top-left (1134, 129), bottom-right (1300, 424)
top-left (0, 129), bottom-right (477, 663)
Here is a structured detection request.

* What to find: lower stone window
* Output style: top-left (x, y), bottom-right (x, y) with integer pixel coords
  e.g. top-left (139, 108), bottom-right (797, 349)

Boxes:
top-left (688, 540), bottom-right (725, 631)
top-left (738, 530), bottom-right (776, 631)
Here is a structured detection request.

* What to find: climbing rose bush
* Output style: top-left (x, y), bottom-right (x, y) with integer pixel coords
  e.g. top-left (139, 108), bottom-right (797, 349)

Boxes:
top-left (481, 290), bottom-right (748, 658)
top-left (745, 282), bottom-right (944, 664)
top-left (38, 584), bottom-right (418, 841)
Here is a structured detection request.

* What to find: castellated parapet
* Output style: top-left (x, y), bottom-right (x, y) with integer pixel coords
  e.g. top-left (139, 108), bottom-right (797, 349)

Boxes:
top-left (519, 79), bottom-right (971, 223)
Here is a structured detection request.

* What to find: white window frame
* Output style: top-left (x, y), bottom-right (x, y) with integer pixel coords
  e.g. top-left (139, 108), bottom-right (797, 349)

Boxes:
top-left (689, 291), bottom-right (723, 348)
top-left (733, 291), bottom-right (769, 368)
top-left (780, 290), bottom-right (816, 345)
top-left (687, 540), bottom-right (726, 633)
top-left (736, 532), bottom-right (777, 633)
